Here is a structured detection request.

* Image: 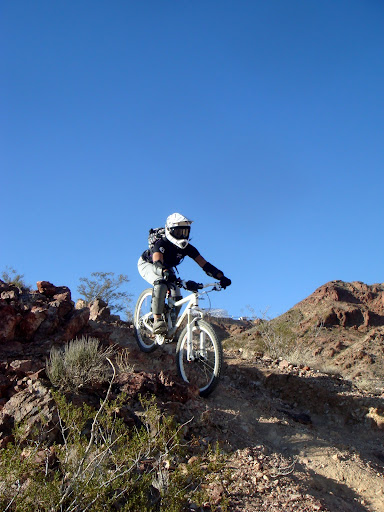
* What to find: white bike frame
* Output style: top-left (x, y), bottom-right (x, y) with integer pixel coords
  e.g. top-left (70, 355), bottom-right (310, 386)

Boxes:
top-left (140, 282), bottom-right (221, 360)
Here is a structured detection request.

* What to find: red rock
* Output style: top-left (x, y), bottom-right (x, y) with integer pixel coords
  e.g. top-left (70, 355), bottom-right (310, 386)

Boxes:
top-left (60, 308), bottom-right (90, 341)
top-left (35, 307), bottom-right (60, 337)
top-left (37, 281), bottom-right (58, 296)
top-left (49, 299), bottom-right (73, 318)
top-left (53, 291), bottom-right (71, 302)
top-left (18, 306), bottom-right (48, 340)
top-left (0, 374), bottom-right (10, 398)
top-left (9, 359), bottom-right (34, 375)
top-left (0, 380), bottom-right (60, 445)
top-left (0, 303), bottom-right (21, 342)
top-left (37, 281), bottom-right (71, 299)
top-left (89, 299), bottom-right (111, 321)
top-left (1, 290), bottom-right (19, 300)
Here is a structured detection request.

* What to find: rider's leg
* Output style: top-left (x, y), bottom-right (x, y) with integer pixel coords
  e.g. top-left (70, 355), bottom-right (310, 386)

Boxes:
top-left (151, 279), bottom-right (168, 332)
top-left (138, 257), bottom-right (159, 284)
top-left (170, 284), bottom-right (183, 319)
top-left (137, 258), bottom-right (170, 333)
top-left (152, 281), bottom-right (167, 315)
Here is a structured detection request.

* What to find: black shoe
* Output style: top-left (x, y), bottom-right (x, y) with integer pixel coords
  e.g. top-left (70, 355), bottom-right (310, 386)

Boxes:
top-left (153, 319), bottom-right (167, 334)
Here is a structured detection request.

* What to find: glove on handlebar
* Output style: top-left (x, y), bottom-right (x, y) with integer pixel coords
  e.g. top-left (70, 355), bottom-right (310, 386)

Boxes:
top-left (220, 276), bottom-right (231, 289)
top-left (162, 270), bottom-right (177, 283)
top-left (185, 280), bottom-right (203, 292)
top-left (153, 260), bottom-right (165, 277)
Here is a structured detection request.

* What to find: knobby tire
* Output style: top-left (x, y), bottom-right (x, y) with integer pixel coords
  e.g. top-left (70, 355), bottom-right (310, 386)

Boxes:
top-left (134, 288), bottom-right (158, 353)
top-left (176, 319), bottom-right (223, 397)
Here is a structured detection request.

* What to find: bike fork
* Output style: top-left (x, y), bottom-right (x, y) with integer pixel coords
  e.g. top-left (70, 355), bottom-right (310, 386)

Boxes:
top-left (186, 313), bottom-right (205, 361)
top-left (200, 330), bottom-right (207, 359)
top-left (186, 311), bottom-right (193, 361)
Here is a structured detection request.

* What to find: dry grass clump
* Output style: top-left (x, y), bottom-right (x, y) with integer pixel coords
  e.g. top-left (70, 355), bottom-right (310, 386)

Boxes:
top-left (46, 336), bottom-right (113, 391)
top-left (115, 347), bottom-right (135, 373)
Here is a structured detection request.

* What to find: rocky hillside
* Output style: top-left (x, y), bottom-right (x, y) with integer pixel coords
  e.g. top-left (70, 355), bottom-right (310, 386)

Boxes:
top-left (291, 280), bottom-right (384, 391)
top-left (1, 279), bottom-right (383, 511)
top-left (226, 280), bottom-right (384, 395)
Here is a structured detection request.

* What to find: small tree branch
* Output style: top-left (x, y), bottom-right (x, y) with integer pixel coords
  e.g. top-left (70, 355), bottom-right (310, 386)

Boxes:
top-left (55, 357), bottom-right (116, 509)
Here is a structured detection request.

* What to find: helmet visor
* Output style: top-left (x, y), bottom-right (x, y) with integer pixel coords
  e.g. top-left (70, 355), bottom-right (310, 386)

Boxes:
top-left (169, 226), bottom-right (190, 240)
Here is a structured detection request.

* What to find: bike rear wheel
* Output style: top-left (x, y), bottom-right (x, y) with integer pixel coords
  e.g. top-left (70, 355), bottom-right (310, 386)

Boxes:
top-left (134, 288), bottom-right (158, 353)
top-left (176, 319), bottom-right (223, 397)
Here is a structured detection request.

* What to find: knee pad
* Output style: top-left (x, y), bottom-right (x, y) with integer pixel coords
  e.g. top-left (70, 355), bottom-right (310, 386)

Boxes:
top-left (152, 283), bottom-right (167, 315)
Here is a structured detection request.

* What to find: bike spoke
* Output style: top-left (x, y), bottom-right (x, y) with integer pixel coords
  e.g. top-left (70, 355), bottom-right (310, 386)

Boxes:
top-left (134, 289), bottom-right (158, 352)
top-left (195, 354), bottom-right (215, 373)
top-left (178, 331), bottom-right (218, 392)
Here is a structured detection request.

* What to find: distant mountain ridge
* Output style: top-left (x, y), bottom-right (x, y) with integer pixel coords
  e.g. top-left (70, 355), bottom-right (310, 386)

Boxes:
top-left (293, 280), bottom-right (384, 329)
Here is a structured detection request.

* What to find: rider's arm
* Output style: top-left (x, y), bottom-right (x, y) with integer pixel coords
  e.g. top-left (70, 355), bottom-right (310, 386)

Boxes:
top-left (153, 251), bottom-right (167, 276)
top-left (194, 255), bottom-right (224, 279)
top-left (153, 251), bottom-right (164, 264)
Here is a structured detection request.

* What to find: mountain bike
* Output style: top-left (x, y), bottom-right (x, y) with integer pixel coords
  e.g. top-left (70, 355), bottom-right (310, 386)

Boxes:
top-left (134, 280), bottom-right (223, 397)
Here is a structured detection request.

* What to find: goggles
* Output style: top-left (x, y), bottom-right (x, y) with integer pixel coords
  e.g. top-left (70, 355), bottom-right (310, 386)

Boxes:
top-left (169, 226), bottom-right (191, 240)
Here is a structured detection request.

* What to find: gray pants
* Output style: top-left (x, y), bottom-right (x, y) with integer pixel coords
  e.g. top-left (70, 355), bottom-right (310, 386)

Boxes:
top-left (137, 257), bottom-right (181, 315)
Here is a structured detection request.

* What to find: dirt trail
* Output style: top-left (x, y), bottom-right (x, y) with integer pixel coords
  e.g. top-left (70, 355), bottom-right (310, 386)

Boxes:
top-left (205, 352), bottom-right (384, 512)
top-left (120, 333), bottom-right (384, 512)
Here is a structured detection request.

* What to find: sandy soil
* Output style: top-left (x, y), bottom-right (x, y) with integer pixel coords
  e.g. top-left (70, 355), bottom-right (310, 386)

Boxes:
top-left (121, 332), bottom-right (384, 512)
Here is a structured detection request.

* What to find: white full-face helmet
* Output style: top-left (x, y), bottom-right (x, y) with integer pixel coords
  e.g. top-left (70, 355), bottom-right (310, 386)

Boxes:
top-left (165, 213), bottom-right (193, 249)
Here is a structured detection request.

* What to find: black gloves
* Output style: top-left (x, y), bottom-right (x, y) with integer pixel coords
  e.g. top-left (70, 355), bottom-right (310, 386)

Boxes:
top-left (220, 276), bottom-right (231, 289)
top-left (185, 280), bottom-right (203, 292)
top-left (162, 270), bottom-right (176, 282)
top-left (202, 262), bottom-right (222, 279)
top-left (202, 262), bottom-right (231, 289)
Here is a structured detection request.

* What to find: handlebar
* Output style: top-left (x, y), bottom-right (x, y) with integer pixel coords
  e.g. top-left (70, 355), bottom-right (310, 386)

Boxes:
top-left (177, 279), bottom-right (222, 292)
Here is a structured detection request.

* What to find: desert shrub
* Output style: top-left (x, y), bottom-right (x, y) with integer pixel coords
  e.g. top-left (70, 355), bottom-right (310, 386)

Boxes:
top-left (258, 316), bottom-right (298, 359)
top-left (1, 266), bottom-right (30, 290)
top-left (115, 348), bottom-right (135, 373)
top-left (242, 306), bottom-right (303, 359)
top-left (77, 271), bottom-right (132, 315)
top-left (0, 392), bottom-right (229, 512)
top-left (46, 336), bottom-right (113, 391)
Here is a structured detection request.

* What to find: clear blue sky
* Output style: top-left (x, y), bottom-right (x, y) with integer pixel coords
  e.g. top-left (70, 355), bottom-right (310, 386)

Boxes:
top-left (2, 1), bottom-right (384, 319)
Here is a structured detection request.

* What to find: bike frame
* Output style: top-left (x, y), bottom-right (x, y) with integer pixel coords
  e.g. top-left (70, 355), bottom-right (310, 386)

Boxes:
top-left (140, 282), bottom-right (220, 359)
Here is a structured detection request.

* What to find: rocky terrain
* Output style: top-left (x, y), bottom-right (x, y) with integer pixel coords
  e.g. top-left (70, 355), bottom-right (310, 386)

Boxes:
top-left (0, 279), bottom-right (383, 511)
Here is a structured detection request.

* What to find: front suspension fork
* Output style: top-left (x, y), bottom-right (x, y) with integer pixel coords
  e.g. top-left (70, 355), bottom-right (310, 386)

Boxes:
top-left (186, 311), bottom-right (205, 361)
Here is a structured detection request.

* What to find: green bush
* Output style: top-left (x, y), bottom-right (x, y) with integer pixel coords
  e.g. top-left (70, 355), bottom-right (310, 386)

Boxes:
top-left (77, 271), bottom-right (132, 315)
top-left (1, 266), bottom-right (30, 290)
top-left (0, 393), bottom-right (229, 512)
top-left (46, 336), bottom-right (113, 391)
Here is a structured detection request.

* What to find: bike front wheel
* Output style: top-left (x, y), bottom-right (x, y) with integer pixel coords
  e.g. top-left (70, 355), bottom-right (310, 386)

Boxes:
top-left (134, 288), bottom-right (158, 353)
top-left (176, 320), bottom-right (223, 397)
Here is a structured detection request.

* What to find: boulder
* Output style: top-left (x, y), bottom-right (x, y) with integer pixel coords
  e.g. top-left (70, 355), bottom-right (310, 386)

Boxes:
top-left (0, 380), bottom-right (60, 446)
top-left (48, 298), bottom-right (73, 318)
top-left (35, 306), bottom-right (60, 337)
top-left (75, 299), bottom-right (88, 310)
top-left (60, 307), bottom-right (90, 341)
top-left (18, 306), bottom-right (48, 340)
top-left (0, 282), bottom-right (20, 301)
top-left (0, 373), bottom-right (11, 398)
top-left (9, 359), bottom-right (39, 376)
top-left (89, 299), bottom-right (112, 321)
top-left (115, 370), bottom-right (198, 403)
top-left (37, 281), bottom-right (71, 299)
top-left (0, 303), bottom-right (22, 342)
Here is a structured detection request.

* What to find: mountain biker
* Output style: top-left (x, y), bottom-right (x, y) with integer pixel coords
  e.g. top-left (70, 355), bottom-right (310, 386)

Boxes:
top-left (138, 213), bottom-right (231, 334)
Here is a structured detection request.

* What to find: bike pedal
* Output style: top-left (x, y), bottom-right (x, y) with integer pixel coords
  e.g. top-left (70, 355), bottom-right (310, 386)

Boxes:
top-left (155, 335), bottom-right (166, 346)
